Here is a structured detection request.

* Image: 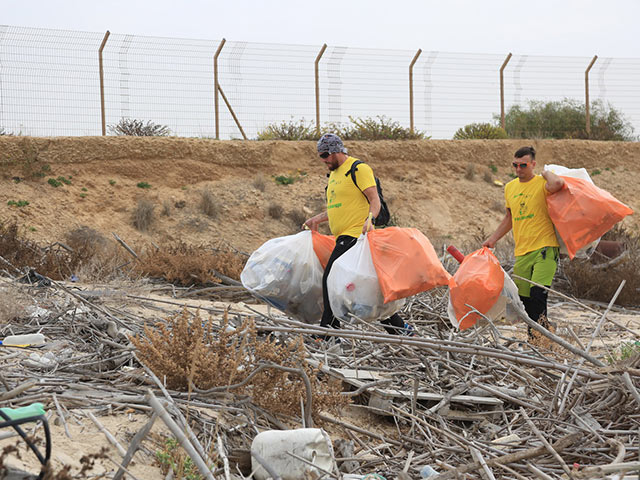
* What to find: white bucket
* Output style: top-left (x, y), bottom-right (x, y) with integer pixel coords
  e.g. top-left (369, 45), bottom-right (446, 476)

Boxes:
top-left (251, 428), bottom-right (335, 480)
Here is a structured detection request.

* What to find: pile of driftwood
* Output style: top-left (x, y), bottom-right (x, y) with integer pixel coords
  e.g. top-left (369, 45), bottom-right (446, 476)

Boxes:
top-left (1, 255), bottom-right (640, 479)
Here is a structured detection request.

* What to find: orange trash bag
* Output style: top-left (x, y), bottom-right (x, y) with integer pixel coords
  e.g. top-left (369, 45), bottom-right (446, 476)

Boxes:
top-left (367, 227), bottom-right (451, 304)
top-left (449, 247), bottom-right (504, 330)
top-left (546, 177), bottom-right (633, 259)
top-left (311, 231), bottom-right (335, 269)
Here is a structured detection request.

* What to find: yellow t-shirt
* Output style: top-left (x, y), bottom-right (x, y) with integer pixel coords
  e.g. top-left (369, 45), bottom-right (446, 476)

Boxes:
top-left (327, 157), bottom-right (377, 238)
top-left (505, 175), bottom-right (559, 256)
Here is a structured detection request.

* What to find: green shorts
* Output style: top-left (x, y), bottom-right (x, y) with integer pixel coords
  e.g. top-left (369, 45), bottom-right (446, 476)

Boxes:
top-left (513, 247), bottom-right (559, 298)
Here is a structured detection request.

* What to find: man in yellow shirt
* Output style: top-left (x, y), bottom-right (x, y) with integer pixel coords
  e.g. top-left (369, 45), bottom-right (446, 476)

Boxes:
top-left (304, 133), bottom-right (410, 336)
top-left (483, 146), bottom-right (564, 338)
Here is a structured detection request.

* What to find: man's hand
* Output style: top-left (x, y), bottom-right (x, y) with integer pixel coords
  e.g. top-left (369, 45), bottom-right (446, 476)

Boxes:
top-left (542, 169), bottom-right (565, 194)
top-left (304, 212), bottom-right (328, 231)
top-left (482, 238), bottom-right (496, 248)
top-left (362, 215), bottom-right (374, 235)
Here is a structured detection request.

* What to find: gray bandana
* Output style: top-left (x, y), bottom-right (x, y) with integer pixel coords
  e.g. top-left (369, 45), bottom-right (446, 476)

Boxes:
top-left (317, 133), bottom-right (347, 154)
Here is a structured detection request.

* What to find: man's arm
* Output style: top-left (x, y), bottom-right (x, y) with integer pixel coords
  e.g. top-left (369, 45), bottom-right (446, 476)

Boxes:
top-left (304, 211), bottom-right (328, 231)
top-left (362, 186), bottom-right (381, 233)
top-left (482, 209), bottom-right (513, 248)
top-left (542, 170), bottom-right (565, 194)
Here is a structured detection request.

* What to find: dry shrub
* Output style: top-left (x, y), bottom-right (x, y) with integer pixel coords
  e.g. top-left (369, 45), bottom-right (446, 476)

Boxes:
top-left (199, 188), bottom-right (220, 218)
top-left (0, 285), bottom-right (30, 323)
top-left (287, 209), bottom-right (307, 228)
top-left (267, 202), bottom-right (284, 219)
top-left (483, 170), bottom-right (493, 183)
top-left (131, 310), bottom-right (349, 419)
top-left (161, 199), bottom-right (172, 217)
top-left (464, 163), bottom-right (475, 181)
top-left (562, 226), bottom-right (640, 306)
top-left (132, 198), bottom-right (155, 231)
top-left (253, 174), bottom-right (266, 192)
top-left (136, 242), bottom-right (245, 285)
top-left (0, 223), bottom-right (85, 280)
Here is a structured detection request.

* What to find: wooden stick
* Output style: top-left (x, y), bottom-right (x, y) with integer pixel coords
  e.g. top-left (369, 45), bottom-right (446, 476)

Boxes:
top-left (519, 408), bottom-right (572, 478)
top-left (146, 390), bottom-right (215, 480)
top-left (87, 411), bottom-right (127, 457)
top-left (52, 393), bottom-right (72, 439)
top-left (113, 412), bottom-right (158, 480)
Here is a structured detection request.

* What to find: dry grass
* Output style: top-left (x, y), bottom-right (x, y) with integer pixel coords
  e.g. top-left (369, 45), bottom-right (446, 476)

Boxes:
top-left (161, 199), bottom-right (172, 217)
top-left (267, 202), bottom-right (284, 219)
top-left (131, 310), bottom-right (349, 419)
top-left (132, 198), bottom-right (155, 231)
top-left (464, 163), bottom-right (475, 181)
top-left (287, 208), bottom-right (307, 228)
top-left (199, 188), bottom-right (220, 218)
top-left (136, 242), bottom-right (245, 285)
top-left (252, 174), bottom-right (266, 192)
top-left (563, 225), bottom-right (640, 306)
top-left (483, 170), bottom-right (493, 183)
top-left (0, 285), bottom-right (30, 323)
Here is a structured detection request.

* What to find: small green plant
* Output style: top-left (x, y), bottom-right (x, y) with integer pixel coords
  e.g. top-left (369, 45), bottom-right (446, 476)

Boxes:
top-left (109, 179), bottom-right (116, 186)
top-left (607, 341), bottom-right (640, 364)
top-left (453, 122), bottom-right (508, 140)
top-left (155, 438), bottom-right (203, 480)
top-left (508, 173), bottom-right (517, 179)
top-left (274, 175), bottom-right (296, 185)
top-left (489, 163), bottom-right (498, 173)
top-left (59, 176), bottom-right (71, 185)
top-left (7, 200), bottom-right (29, 207)
top-left (81, 187), bottom-right (88, 192)
top-left (29, 227), bottom-right (36, 232)
top-left (79, 193), bottom-right (87, 199)
top-left (591, 169), bottom-right (602, 176)
top-left (108, 118), bottom-right (171, 136)
top-left (47, 178), bottom-right (62, 188)
top-left (137, 182), bottom-right (152, 189)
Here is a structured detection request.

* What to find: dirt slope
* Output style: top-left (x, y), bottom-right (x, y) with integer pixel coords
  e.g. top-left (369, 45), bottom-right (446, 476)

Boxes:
top-left (1, 136), bottom-right (639, 252)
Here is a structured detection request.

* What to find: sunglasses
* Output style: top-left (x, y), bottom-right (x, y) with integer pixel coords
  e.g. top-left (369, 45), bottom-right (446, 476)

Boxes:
top-left (512, 162), bottom-right (529, 169)
top-left (319, 152), bottom-right (332, 159)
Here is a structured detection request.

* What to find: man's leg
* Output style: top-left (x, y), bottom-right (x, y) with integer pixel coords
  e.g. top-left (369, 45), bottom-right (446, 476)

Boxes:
top-left (380, 313), bottom-right (405, 335)
top-left (514, 247), bottom-right (558, 338)
top-left (320, 235), bottom-right (358, 330)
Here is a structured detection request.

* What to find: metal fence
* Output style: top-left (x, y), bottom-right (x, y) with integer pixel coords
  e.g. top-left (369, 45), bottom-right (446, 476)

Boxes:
top-left (1, 25), bottom-right (639, 140)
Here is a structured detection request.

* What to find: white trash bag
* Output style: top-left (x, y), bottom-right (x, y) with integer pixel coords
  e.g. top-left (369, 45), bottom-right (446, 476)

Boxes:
top-left (241, 231), bottom-right (323, 324)
top-left (327, 234), bottom-right (405, 322)
top-left (544, 164), bottom-right (601, 258)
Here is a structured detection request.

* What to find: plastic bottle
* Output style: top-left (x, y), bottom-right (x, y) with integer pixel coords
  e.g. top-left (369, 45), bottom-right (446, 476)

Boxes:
top-left (1, 333), bottom-right (45, 346)
top-left (420, 465), bottom-right (438, 478)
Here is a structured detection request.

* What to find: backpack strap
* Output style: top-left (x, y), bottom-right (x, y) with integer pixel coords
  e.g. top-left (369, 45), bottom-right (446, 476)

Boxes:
top-left (346, 160), bottom-right (367, 199)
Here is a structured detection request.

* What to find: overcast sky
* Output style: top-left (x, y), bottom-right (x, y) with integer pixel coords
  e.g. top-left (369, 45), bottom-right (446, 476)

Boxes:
top-left (5, 0), bottom-right (640, 58)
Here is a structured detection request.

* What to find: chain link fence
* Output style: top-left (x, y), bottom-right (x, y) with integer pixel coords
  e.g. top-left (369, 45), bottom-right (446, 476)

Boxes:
top-left (1, 25), bottom-right (638, 140)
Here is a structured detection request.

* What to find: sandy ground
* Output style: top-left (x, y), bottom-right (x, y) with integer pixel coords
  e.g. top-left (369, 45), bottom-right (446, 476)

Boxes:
top-left (1, 137), bottom-right (639, 253)
top-left (1, 137), bottom-right (640, 478)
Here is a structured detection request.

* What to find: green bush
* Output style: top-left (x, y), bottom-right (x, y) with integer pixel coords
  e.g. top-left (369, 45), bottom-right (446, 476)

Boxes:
top-left (257, 116), bottom-right (427, 141)
top-left (497, 99), bottom-right (636, 141)
top-left (137, 181), bottom-right (152, 189)
top-left (257, 119), bottom-right (318, 140)
top-left (338, 116), bottom-right (426, 140)
top-left (108, 118), bottom-right (171, 137)
top-left (453, 122), bottom-right (508, 140)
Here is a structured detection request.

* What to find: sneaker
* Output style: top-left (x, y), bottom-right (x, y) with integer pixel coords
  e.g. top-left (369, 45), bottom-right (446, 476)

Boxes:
top-left (402, 323), bottom-right (415, 337)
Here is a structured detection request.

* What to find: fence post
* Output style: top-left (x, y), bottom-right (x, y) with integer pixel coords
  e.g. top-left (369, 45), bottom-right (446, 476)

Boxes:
top-left (314, 44), bottom-right (327, 136)
top-left (409, 49), bottom-right (422, 134)
top-left (98, 30), bottom-right (110, 136)
top-left (214, 38), bottom-right (226, 140)
top-left (499, 52), bottom-right (512, 130)
top-left (585, 55), bottom-right (598, 136)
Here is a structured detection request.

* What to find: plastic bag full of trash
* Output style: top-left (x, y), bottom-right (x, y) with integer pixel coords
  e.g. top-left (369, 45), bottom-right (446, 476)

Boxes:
top-left (241, 230), bottom-right (334, 324)
top-left (327, 233), bottom-right (405, 323)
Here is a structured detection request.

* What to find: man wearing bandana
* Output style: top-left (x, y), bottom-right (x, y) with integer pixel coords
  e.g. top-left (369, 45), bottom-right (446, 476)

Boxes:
top-left (305, 133), bottom-right (412, 337)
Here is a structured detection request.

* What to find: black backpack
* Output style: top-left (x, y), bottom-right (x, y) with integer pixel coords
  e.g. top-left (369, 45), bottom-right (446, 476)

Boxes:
top-left (346, 160), bottom-right (391, 227)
